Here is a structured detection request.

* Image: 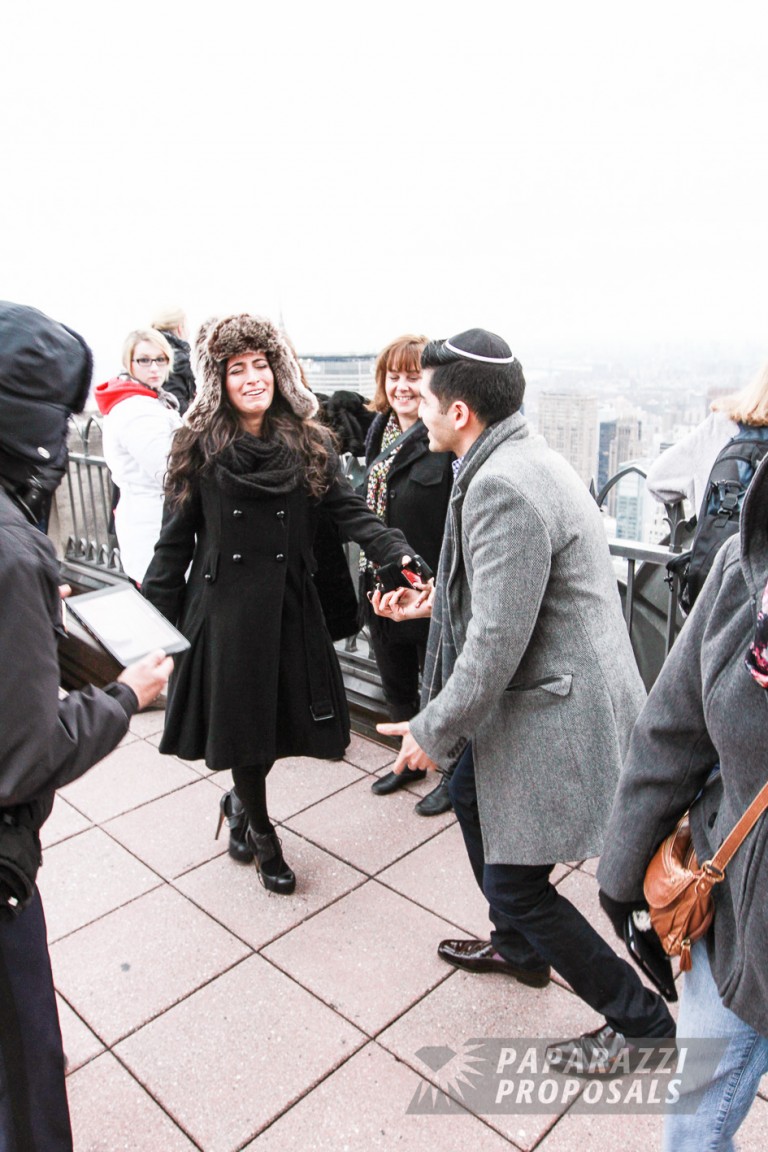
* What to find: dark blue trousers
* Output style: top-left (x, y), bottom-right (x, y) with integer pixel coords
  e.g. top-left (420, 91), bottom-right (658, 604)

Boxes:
top-left (0, 888), bottom-right (72, 1152)
top-left (448, 743), bottom-right (674, 1038)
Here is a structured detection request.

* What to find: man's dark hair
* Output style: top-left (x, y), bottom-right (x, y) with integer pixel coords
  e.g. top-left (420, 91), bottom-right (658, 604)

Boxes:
top-left (421, 338), bottom-right (525, 426)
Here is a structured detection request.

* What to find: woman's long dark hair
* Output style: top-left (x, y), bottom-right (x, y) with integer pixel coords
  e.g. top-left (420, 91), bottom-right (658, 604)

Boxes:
top-left (165, 387), bottom-right (338, 507)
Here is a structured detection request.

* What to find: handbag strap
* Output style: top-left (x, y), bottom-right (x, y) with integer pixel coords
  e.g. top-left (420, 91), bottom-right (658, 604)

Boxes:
top-left (363, 420), bottom-right (422, 477)
top-left (707, 779), bottom-right (768, 876)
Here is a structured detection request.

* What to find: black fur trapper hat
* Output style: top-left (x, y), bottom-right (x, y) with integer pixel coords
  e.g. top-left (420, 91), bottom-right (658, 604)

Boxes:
top-left (188, 313), bottom-right (318, 429)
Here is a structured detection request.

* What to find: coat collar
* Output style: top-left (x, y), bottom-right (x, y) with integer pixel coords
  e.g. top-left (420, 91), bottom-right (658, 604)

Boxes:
top-left (451, 411), bottom-right (529, 507)
top-left (442, 411), bottom-right (529, 593)
top-left (740, 452), bottom-right (768, 598)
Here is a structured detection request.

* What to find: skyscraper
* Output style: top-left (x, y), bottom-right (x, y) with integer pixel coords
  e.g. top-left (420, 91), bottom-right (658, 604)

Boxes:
top-left (538, 392), bottom-right (598, 486)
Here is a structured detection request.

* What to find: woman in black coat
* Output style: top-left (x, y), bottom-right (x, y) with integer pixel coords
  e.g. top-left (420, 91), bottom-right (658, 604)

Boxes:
top-left (360, 335), bottom-right (454, 814)
top-left (143, 314), bottom-right (410, 895)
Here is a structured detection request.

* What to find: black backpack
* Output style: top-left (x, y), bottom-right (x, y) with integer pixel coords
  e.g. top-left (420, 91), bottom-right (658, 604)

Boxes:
top-left (667, 424), bottom-right (768, 614)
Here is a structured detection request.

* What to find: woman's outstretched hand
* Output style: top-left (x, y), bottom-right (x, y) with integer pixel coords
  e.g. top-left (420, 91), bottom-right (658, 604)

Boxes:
top-left (369, 583), bottom-right (434, 621)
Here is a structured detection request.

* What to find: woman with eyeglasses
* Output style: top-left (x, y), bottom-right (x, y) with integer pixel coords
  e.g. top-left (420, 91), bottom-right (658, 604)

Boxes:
top-left (95, 328), bottom-right (183, 583)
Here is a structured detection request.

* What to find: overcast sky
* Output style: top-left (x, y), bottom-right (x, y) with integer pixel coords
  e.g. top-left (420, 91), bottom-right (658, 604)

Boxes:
top-left (2, 1), bottom-right (767, 378)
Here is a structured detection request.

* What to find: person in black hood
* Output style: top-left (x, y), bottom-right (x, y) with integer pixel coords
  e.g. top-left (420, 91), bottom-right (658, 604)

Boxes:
top-left (0, 301), bottom-right (173, 1152)
top-left (151, 307), bottom-right (197, 415)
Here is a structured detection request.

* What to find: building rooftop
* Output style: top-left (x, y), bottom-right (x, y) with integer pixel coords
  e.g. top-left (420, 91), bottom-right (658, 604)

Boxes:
top-left (42, 711), bottom-right (768, 1150)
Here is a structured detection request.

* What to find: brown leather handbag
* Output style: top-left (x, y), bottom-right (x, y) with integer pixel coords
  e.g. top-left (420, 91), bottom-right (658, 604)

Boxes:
top-left (644, 781), bottom-right (768, 972)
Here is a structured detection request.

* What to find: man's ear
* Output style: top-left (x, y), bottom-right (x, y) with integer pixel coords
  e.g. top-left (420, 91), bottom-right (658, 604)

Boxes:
top-left (452, 400), bottom-right (472, 430)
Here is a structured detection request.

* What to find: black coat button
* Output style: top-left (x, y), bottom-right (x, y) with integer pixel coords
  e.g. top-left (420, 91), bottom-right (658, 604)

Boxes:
top-left (232, 554), bottom-right (243, 563)
top-left (233, 509), bottom-right (243, 518)
top-left (203, 573), bottom-right (212, 582)
top-left (276, 510), bottom-right (285, 519)
top-left (275, 553), bottom-right (285, 562)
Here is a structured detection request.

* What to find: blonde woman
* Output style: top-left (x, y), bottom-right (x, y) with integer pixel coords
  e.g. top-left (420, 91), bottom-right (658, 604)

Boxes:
top-left (647, 360), bottom-right (768, 511)
top-left (95, 328), bottom-right (182, 583)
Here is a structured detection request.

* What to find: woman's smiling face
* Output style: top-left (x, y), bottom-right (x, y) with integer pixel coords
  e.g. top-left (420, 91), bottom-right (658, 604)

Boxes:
top-left (225, 349), bottom-right (275, 433)
top-left (384, 363), bottom-right (422, 427)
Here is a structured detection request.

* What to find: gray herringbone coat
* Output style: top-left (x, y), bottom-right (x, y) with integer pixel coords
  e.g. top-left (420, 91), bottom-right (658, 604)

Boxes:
top-left (409, 413), bottom-right (646, 865)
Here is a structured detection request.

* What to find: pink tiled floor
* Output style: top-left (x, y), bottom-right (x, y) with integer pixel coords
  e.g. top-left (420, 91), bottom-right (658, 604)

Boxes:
top-left (41, 716), bottom-right (759, 1151)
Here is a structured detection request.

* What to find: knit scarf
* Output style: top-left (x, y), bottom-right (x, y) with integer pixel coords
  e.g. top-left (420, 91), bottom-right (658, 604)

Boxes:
top-left (214, 432), bottom-right (303, 498)
top-left (360, 411), bottom-right (404, 574)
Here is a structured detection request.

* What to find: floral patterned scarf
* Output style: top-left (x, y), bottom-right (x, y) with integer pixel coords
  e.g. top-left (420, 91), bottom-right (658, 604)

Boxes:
top-left (746, 577), bottom-right (768, 687)
top-left (359, 411), bottom-right (404, 573)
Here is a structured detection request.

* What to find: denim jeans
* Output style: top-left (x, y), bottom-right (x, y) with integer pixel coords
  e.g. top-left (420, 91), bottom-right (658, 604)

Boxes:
top-left (448, 743), bottom-right (675, 1037)
top-left (664, 939), bottom-right (768, 1152)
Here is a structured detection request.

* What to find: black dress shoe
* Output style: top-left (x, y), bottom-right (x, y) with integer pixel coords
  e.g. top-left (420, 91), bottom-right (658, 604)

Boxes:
top-left (414, 775), bottom-right (453, 816)
top-left (437, 939), bottom-right (551, 987)
top-left (545, 1025), bottom-right (677, 1076)
top-left (371, 767), bottom-right (427, 795)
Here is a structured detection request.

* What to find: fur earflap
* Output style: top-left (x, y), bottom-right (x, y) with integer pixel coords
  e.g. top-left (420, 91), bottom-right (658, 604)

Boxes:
top-left (188, 314), bottom-right (318, 429)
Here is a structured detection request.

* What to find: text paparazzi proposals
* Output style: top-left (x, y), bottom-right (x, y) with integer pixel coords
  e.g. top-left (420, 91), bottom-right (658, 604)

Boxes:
top-left (405, 1037), bottom-right (728, 1116)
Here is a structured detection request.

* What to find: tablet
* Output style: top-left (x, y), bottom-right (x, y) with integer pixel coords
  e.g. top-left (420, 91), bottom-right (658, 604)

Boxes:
top-left (66, 584), bottom-right (190, 666)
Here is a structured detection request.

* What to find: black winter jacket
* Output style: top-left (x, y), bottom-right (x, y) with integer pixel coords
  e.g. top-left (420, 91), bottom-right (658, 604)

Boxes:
top-left (0, 490), bottom-right (136, 814)
top-left (160, 331), bottom-right (196, 415)
top-left (361, 414), bottom-right (453, 642)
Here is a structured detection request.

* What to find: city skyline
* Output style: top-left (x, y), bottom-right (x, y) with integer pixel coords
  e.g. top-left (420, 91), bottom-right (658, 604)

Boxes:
top-left (3, 3), bottom-right (768, 376)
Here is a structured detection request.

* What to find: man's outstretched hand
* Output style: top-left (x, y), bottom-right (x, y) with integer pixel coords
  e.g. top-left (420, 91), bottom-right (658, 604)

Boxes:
top-left (375, 720), bottom-right (440, 773)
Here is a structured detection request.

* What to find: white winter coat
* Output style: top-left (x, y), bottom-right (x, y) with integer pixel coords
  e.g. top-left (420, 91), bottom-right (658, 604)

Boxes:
top-left (102, 396), bottom-right (182, 582)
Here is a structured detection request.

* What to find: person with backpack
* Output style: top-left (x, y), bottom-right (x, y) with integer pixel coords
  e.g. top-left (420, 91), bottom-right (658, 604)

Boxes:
top-left (646, 361), bottom-right (768, 611)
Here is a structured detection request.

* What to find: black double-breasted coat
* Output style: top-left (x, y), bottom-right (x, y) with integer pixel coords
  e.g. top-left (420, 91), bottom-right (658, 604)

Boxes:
top-left (361, 415), bottom-right (453, 645)
top-left (143, 469), bottom-right (408, 769)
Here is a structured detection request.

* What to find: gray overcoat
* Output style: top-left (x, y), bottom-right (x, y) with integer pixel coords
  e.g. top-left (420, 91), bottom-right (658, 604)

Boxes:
top-left (409, 412), bottom-right (646, 865)
top-left (597, 453), bottom-right (768, 1037)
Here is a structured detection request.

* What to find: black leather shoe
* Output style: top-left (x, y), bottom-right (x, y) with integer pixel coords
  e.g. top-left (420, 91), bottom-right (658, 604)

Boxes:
top-left (371, 767), bottom-right (427, 795)
top-left (544, 1025), bottom-right (675, 1076)
top-left (414, 776), bottom-right (453, 816)
top-left (437, 939), bottom-right (551, 987)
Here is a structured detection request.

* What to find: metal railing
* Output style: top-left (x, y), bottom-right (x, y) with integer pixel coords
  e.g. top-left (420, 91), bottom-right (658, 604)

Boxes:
top-left (593, 461), bottom-right (687, 661)
top-left (59, 415), bottom-right (123, 574)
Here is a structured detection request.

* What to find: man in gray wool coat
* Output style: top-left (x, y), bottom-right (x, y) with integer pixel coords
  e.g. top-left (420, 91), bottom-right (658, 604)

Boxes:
top-left (375, 328), bottom-right (675, 1069)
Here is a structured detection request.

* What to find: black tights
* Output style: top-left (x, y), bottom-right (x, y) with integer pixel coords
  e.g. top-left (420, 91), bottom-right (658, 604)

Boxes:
top-left (231, 763), bottom-right (275, 834)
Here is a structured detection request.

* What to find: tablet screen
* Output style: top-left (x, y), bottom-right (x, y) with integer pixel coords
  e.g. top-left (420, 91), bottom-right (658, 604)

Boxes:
top-left (66, 584), bottom-right (190, 665)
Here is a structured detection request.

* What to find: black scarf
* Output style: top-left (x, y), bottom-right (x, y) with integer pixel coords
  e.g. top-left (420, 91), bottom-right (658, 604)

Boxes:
top-left (214, 433), bottom-right (303, 498)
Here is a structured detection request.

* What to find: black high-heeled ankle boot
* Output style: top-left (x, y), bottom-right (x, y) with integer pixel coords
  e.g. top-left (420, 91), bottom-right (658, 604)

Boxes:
top-left (215, 790), bottom-right (254, 863)
top-left (246, 828), bottom-right (296, 895)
